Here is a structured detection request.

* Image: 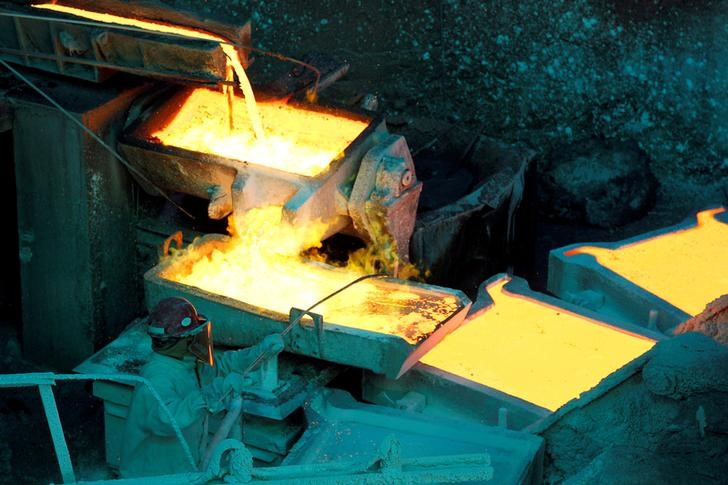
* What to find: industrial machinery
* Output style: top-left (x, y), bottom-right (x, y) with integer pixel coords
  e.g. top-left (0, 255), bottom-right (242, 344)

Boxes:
top-left (2, 2), bottom-right (722, 484)
top-left (0, 1), bottom-right (536, 482)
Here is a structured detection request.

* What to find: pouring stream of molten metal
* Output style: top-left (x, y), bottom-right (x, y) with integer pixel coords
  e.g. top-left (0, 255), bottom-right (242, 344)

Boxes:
top-left (33, 4), bottom-right (458, 343)
top-left (34, 4), bottom-right (370, 177)
top-left (34, 2), bottom-right (264, 139)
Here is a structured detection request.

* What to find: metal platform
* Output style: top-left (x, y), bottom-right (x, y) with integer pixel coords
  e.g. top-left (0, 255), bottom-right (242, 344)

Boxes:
top-left (283, 388), bottom-right (544, 485)
top-left (75, 320), bottom-right (340, 468)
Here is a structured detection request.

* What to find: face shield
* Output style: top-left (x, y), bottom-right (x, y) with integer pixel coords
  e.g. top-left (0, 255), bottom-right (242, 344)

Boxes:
top-left (188, 319), bottom-right (214, 366)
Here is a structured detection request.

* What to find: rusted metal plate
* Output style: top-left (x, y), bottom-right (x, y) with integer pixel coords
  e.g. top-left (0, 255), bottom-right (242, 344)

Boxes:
top-left (11, 81), bottom-right (146, 370)
top-left (0, 3), bottom-right (250, 84)
top-left (144, 234), bottom-right (471, 378)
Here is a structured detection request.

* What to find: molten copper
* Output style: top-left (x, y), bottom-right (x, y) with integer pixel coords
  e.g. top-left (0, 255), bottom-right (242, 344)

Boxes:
top-left (162, 206), bottom-right (460, 344)
top-left (566, 208), bottom-right (728, 316)
top-left (420, 276), bottom-right (655, 411)
top-left (151, 88), bottom-right (369, 177)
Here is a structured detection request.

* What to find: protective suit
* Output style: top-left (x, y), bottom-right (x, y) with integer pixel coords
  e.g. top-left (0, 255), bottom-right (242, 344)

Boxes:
top-left (119, 344), bottom-right (269, 478)
top-left (119, 296), bottom-right (283, 478)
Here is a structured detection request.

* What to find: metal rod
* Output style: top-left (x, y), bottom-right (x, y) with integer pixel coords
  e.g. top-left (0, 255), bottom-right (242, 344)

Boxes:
top-left (0, 58), bottom-right (196, 219)
top-left (239, 273), bottom-right (387, 377)
top-left (38, 384), bottom-right (76, 484)
top-left (244, 45), bottom-right (321, 96)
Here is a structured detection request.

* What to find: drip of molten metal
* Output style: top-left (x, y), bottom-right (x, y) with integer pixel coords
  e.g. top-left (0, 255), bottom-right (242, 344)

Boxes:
top-left (566, 207), bottom-right (728, 316)
top-left (150, 88), bottom-right (369, 177)
top-left (163, 206), bottom-right (459, 344)
top-left (420, 276), bottom-right (655, 411)
top-left (33, 5), bottom-right (369, 176)
top-left (33, 3), bottom-right (264, 140)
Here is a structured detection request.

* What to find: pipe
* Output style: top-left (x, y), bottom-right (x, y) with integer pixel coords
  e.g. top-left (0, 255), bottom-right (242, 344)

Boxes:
top-left (201, 395), bottom-right (244, 471)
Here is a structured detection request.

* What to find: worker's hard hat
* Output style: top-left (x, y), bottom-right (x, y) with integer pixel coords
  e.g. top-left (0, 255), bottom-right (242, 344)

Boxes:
top-left (147, 297), bottom-right (209, 339)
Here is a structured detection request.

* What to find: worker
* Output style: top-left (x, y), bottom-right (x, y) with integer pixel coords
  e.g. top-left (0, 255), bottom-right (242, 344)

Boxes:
top-left (119, 296), bottom-right (284, 478)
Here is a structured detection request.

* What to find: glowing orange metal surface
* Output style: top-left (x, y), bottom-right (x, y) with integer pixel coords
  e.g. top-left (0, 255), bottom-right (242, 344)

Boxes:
top-left (163, 206), bottom-right (460, 344)
top-left (151, 88), bottom-right (369, 177)
top-left (420, 276), bottom-right (655, 411)
top-left (566, 208), bottom-right (728, 316)
top-left (34, 4), bottom-right (369, 176)
top-left (33, 3), bottom-right (265, 139)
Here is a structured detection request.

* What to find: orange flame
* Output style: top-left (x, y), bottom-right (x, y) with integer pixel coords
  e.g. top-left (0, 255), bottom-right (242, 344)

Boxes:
top-left (163, 206), bottom-right (459, 343)
top-left (35, 4), bottom-right (454, 343)
top-left (420, 276), bottom-right (655, 411)
top-left (566, 208), bottom-right (728, 316)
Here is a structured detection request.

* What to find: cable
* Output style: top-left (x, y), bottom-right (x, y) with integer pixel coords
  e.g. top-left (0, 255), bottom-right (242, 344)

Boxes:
top-left (0, 58), bottom-right (196, 219)
top-left (242, 272), bottom-right (387, 375)
top-left (282, 272), bottom-right (387, 336)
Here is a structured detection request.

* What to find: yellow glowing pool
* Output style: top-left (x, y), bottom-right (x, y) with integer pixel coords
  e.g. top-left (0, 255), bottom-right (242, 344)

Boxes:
top-left (34, 4), bottom-right (371, 176)
top-left (161, 207), bottom-right (463, 344)
top-left (151, 88), bottom-right (370, 177)
top-left (566, 208), bottom-right (728, 316)
top-left (420, 276), bottom-right (656, 411)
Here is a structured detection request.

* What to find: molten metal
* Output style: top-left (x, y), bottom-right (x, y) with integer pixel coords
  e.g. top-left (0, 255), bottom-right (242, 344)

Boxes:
top-left (566, 207), bottom-right (728, 316)
top-left (33, 3), bottom-right (264, 139)
top-left (162, 206), bottom-right (459, 343)
top-left (151, 88), bottom-right (369, 177)
top-left (420, 276), bottom-right (656, 411)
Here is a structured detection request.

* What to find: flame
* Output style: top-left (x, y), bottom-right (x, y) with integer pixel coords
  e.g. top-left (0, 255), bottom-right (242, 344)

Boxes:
top-left (151, 88), bottom-right (369, 177)
top-left (163, 206), bottom-right (460, 343)
top-left (34, 4), bottom-right (457, 343)
top-left (420, 276), bottom-right (655, 411)
top-left (33, 3), bottom-right (264, 139)
top-left (565, 207), bottom-right (728, 316)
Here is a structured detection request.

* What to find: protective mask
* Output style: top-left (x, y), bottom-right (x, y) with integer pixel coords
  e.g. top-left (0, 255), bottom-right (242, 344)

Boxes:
top-left (189, 322), bottom-right (214, 366)
top-left (153, 337), bottom-right (190, 360)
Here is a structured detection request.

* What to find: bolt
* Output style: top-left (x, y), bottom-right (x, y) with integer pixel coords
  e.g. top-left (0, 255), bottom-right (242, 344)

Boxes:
top-left (401, 170), bottom-right (413, 187)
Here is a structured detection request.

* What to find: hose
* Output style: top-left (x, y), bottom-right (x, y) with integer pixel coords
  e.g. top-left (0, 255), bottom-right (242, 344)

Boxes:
top-left (201, 395), bottom-right (243, 471)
